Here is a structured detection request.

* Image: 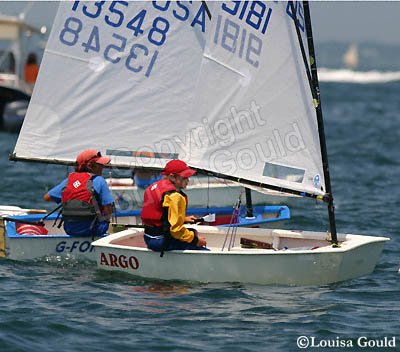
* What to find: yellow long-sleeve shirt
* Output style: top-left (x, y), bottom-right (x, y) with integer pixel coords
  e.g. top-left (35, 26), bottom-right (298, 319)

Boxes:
top-left (162, 192), bottom-right (196, 243)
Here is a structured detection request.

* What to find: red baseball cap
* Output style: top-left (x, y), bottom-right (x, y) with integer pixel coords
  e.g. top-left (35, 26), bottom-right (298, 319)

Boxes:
top-left (161, 160), bottom-right (196, 178)
top-left (76, 149), bottom-right (111, 167)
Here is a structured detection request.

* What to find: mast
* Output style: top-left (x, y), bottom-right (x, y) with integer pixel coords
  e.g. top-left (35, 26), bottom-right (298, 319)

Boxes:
top-left (302, 1), bottom-right (338, 245)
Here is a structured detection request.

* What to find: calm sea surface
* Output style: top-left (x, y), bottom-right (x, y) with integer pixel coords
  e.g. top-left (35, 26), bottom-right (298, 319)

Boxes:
top-left (1, 49), bottom-right (400, 350)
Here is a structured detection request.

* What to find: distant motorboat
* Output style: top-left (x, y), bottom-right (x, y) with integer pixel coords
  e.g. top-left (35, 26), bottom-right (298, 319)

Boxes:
top-left (0, 15), bottom-right (46, 132)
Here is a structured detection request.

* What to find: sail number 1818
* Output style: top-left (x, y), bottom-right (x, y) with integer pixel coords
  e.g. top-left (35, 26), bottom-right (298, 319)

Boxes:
top-left (221, 1), bottom-right (272, 35)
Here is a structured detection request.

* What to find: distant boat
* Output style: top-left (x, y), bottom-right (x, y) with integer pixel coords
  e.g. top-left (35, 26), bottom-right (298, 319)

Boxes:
top-left (0, 15), bottom-right (46, 132)
top-left (343, 44), bottom-right (358, 69)
top-left (0, 205), bottom-right (290, 261)
top-left (108, 176), bottom-right (291, 210)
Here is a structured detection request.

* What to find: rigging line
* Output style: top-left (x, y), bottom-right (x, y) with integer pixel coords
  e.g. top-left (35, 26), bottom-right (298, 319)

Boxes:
top-left (222, 192), bottom-right (241, 251)
top-left (222, 195), bottom-right (241, 251)
top-left (207, 173), bottom-right (246, 191)
top-left (201, 1), bottom-right (212, 20)
top-left (228, 209), bottom-right (239, 251)
top-left (221, 227), bottom-right (230, 251)
top-left (288, 1), bottom-right (318, 107)
top-left (228, 190), bottom-right (244, 250)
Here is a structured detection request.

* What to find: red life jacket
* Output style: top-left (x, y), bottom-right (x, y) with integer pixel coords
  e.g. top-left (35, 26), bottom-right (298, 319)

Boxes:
top-left (62, 172), bottom-right (94, 203)
top-left (61, 172), bottom-right (102, 220)
top-left (141, 179), bottom-right (186, 227)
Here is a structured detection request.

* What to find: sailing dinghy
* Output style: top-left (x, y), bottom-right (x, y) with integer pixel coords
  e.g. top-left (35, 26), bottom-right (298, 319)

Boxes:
top-left (10, 1), bottom-right (388, 284)
top-left (0, 205), bottom-right (290, 261)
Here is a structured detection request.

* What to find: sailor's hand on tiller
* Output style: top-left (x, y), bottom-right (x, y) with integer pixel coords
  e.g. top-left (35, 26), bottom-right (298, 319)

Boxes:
top-left (197, 236), bottom-right (207, 248)
top-left (185, 215), bottom-right (197, 223)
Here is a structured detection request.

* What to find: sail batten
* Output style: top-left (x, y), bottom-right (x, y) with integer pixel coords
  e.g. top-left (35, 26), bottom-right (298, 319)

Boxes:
top-left (44, 49), bottom-right (96, 64)
top-left (203, 53), bottom-right (246, 77)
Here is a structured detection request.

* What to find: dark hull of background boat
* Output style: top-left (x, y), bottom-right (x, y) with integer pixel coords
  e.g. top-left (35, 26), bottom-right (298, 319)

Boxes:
top-left (0, 86), bottom-right (30, 132)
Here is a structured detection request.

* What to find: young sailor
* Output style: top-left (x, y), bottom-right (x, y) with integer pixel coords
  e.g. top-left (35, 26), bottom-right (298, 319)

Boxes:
top-left (141, 159), bottom-right (207, 252)
top-left (43, 149), bottom-right (114, 237)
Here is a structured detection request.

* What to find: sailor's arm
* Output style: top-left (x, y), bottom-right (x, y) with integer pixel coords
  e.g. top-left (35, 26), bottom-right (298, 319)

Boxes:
top-left (43, 193), bottom-right (53, 202)
top-left (163, 193), bottom-right (206, 247)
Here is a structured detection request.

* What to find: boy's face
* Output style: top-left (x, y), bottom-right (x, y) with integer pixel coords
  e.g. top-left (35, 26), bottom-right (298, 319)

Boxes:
top-left (171, 174), bottom-right (189, 189)
top-left (90, 162), bottom-right (105, 176)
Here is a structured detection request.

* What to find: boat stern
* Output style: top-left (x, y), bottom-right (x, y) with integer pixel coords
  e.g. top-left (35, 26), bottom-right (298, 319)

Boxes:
top-left (334, 234), bottom-right (389, 282)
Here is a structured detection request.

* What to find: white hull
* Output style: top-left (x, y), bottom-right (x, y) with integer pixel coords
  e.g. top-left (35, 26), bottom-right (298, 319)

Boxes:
top-left (0, 215), bottom-right (104, 261)
top-left (0, 208), bottom-right (141, 261)
top-left (92, 226), bottom-right (388, 285)
top-left (2, 234), bottom-right (99, 261)
top-left (108, 177), bottom-right (288, 210)
top-left (0, 205), bottom-right (288, 261)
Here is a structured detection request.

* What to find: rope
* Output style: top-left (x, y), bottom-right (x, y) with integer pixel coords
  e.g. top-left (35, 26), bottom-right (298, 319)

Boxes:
top-left (221, 189), bottom-right (244, 251)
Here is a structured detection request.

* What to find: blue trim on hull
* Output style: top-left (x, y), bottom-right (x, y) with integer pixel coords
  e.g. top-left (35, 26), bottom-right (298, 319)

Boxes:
top-left (4, 205), bottom-right (290, 238)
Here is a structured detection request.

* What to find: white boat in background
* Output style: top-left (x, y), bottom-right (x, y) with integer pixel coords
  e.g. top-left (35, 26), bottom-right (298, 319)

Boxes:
top-left (0, 206), bottom-right (146, 261)
top-left (0, 15), bottom-right (47, 132)
top-left (0, 204), bottom-right (290, 261)
top-left (9, 1), bottom-right (388, 285)
top-left (108, 176), bottom-right (289, 209)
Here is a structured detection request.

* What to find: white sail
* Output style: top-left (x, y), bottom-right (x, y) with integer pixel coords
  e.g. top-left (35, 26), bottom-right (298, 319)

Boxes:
top-left (13, 1), bottom-right (209, 169)
top-left (343, 43), bottom-right (358, 69)
top-left (13, 1), bottom-right (325, 197)
top-left (186, 2), bottom-right (326, 196)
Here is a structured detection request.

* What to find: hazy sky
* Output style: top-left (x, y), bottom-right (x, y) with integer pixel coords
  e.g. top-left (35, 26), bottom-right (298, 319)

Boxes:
top-left (311, 1), bottom-right (400, 45)
top-left (0, 1), bottom-right (399, 45)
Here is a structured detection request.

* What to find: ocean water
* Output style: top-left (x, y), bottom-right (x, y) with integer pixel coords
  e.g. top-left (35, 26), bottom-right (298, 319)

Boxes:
top-left (1, 45), bottom-right (400, 351)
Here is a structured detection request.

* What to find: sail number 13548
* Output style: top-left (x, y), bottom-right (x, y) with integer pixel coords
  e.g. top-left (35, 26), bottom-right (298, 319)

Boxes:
top-left (59, 16), bottom-right (158, 78)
